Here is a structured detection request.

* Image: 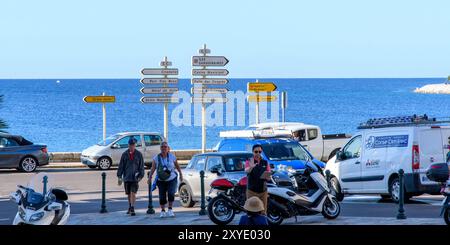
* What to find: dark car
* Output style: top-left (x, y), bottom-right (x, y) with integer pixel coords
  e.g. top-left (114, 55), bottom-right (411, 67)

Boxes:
top-left (179, 152), bottom-right (253, 208)
top-left (0, 133), bottom-right (49, 172)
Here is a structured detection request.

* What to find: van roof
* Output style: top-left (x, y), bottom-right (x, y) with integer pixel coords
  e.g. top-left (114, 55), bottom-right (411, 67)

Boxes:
top-left (357, 115), bottom-right (450, 130)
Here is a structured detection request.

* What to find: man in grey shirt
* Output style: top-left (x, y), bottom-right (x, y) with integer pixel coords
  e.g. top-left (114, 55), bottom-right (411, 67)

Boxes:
top-left (117, 137), bottom-right (145, 216)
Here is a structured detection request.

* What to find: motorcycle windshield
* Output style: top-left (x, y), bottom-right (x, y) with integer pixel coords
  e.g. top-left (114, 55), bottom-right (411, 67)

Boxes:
top-left (21, 172), bottom-right (53, 209)
top-left (27, 172), bottom-right (53, 195)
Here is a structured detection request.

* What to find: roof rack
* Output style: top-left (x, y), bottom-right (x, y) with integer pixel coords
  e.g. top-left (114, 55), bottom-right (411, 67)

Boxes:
top-left (357, 114), bottom-right (450, 129)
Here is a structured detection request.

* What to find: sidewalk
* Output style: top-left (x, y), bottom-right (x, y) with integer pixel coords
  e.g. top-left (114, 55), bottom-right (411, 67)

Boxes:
top-left (67, 207), bottom-right (446, 225)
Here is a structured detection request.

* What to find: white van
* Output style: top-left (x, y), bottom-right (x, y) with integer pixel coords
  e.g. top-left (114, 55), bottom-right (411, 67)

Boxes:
top-left (326, 115), bottom-right (450, 202)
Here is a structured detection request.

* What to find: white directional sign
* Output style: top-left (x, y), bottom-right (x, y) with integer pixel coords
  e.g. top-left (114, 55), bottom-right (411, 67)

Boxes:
top-left (192, 69), bottom-right (229, 76)
top-left (140, 78), bottom-right (178, 85)
top-left (192, 56), bottom-right (229, 66)
top-left (141, 68), bottom-right (178, 75)
top-left (140, 87), bottom-right (179, 94)
top-left (191, 88), bottom-right (228, 94)
top-left (191, 78), bottom-right (229, 85)
top-left (198, 48), bottom-right (211, 54)
top-left (141, 97), bottom-right (179, 103)
top-left (160, 61), bottom-right (172, 67)
top-left (191, 97), bottom-right (228, 103)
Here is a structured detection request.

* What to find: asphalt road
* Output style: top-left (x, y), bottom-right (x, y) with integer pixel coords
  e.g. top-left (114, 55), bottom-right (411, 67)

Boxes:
top-left (0, 168), bottom-right (444, 225)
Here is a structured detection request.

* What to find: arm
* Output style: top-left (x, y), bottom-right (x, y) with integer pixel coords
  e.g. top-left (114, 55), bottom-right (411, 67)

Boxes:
top-left (117, 153), bottom-right (125, 179)
top-left (245, 159), bottom-right (255, 173)
top-left (174, 159), bottom-right (183, 181)
top-left (147, 159), bottom-right (156, 184)
top-left (138, 152), bottom-right (145, 180)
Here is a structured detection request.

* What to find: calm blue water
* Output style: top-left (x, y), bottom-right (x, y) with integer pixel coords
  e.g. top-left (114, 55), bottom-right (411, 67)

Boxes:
top-left (1, 78), bottom-right (450, 152)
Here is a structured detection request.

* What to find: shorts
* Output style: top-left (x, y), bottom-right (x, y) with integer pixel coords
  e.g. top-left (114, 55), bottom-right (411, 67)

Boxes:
top-left (124, 182), bottom-right (139, 195)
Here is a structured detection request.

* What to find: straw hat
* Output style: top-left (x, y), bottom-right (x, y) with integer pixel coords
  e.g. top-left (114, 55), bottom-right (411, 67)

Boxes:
top-left (243, 196), bottom-right (265, 213)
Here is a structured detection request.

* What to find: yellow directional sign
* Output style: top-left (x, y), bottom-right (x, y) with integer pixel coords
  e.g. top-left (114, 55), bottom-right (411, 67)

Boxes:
top-left (83, 96), bottom-right (116, 103)
top-left (247, 95), bottom-right (277, 102)
top-left (247, 82), bottom-right (277, 92)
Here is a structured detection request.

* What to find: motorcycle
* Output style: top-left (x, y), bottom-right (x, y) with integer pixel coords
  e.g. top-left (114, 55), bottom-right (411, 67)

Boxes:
top-left (207, 161), bottom-right (340, 225)
top-left (9, 173), bottom-right (70, 225)
top-left (426, 162), bottom-right (450, 225)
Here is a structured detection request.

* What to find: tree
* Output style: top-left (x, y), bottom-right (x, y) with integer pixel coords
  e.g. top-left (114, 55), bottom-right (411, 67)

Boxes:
top-left (0, 95), bottom-right (8, 133)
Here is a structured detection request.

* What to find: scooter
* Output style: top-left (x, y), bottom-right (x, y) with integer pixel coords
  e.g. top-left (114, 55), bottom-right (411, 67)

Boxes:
top-left (9, 173), bottom-right (70, 225)
top-left (266, 161), bottom-right (341, 225)
top-left (426, 162), bottom-right (449, 225)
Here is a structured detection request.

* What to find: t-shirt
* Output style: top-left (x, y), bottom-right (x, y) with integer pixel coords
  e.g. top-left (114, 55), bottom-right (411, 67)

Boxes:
top-left (153, 153), bottom-right (177, 181)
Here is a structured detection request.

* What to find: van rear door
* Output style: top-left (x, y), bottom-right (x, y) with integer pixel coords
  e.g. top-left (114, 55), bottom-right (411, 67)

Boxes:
top-left (418, 127), bottom-right (444, 185)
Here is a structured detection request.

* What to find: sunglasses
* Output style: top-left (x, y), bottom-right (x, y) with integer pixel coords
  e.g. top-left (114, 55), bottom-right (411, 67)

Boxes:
top-left (253, 151), bottom-right (262, 154)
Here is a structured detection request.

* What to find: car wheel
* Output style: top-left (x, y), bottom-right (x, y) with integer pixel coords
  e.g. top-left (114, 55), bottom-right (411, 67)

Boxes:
top-left (97, 157), bottom-right (112, 170)
top-left (389, 177), bottom-right (411, 203)
top-left (19, 157), bottom-right (38, 172)
top-left (179, 185), bottom-right (195, 208)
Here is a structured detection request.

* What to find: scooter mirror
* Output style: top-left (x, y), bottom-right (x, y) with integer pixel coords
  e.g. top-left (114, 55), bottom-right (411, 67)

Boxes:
top-left (9, 192), bottom-right (20, 204)
top-left (48, 202), bottom-right (62, 211)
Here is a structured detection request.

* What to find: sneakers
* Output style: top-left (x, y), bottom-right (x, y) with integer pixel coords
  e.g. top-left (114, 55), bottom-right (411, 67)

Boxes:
top-left (130, 207), bottom-right (136, 216)
top-left (167, 209), bottom-right (175, 217)
top-left (126, 207), bottom-right (131, 214)
top-left (160, 210), bottom-right (167, 218)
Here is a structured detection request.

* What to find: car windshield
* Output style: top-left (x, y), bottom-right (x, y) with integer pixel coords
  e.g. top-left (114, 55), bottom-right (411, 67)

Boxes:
top-left (261, 143), bottom-right (310, 161)
top-left (97, 134), bottom-right (120, 146)
top-left (224, 155), bottom-right (251, 172)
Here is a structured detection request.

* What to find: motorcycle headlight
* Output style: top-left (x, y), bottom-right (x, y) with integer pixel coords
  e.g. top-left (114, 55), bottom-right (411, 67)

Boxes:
top-left (19, 207), bottom-right (26, 220)
top-left (30, 212), bottom-right (45, 222)
top-left (277, 164), bottom-right (288, 171)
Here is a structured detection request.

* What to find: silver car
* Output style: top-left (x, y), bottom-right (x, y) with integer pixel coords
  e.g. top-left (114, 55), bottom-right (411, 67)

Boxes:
top-left (179, 152), bottom-right (252, 208)
top-left (0, 133), bottom-right (49, 172)
top-left (81, 132), bottom-right (165, 170)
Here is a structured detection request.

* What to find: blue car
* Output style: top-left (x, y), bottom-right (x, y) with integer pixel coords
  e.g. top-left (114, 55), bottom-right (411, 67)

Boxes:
top-left (215, 137), bottom-right (325, 170)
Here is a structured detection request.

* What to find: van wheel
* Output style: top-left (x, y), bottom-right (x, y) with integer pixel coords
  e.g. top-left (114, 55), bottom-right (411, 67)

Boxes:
top-left (97, 157), bottom-right (112, 170)
top-left (389, 177), bottom-right (410, 203)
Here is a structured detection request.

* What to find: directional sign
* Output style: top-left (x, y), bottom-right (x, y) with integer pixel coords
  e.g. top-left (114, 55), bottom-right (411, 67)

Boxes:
top-left (160, 61), bottom-right (172, 67)
top-left (141, 97), bottom-right (179, 103)
top-left (191, 78), bottom-right (229, 85)
top-left (191, 97), bottom-right (228, 103)
top-left (191, 88), bottom-right (228, 94)
top-left (140, 87), bottom-right (179, 94)
top-left (247, 95), bottom-right (277, 102)
top-left (140, 78), bottom-right (178, 85)
top-left (192, 69), bottom-right (229, 76)
top-left (141, 68), bottom-right (178, 75)
top-left (198, 48), bottom-right (211, 54)
top-left (247, 82), bottom-right (277, 92)
top-left (192, 56), bottom-right (229, 66)
top-left (83, 96), bottom-right (116, 103)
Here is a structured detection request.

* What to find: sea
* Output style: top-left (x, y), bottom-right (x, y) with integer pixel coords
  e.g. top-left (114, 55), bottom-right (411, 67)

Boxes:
top-left (1, 78), bottom-right (450, 152)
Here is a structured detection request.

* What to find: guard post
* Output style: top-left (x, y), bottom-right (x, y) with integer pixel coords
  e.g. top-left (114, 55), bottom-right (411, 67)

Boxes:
top-left (100, 172), bottom-right (108, 213)
top-left (199, 170), bottom-right (207, 215)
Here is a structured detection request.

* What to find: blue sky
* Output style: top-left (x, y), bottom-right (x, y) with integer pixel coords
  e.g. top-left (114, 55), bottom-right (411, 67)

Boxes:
top-left (1, 0), bottom-right (449, 78)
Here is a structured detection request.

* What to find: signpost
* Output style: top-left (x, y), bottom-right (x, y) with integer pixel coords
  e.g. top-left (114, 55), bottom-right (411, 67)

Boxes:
top-left (247, 80), bottom-right (278, 124)
top-left (192, 44), bottom-right (229, 153)
top-left (83, 93), bottom-right (115, 142)
top-left (140, 57), bottom-right (179, 142)
top-left (281, 91), bottom-right (287, 122)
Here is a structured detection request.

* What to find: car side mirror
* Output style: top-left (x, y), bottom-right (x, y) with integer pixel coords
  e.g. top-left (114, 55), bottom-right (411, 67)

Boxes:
top-left (47, 202), bottom-right (62, 211)
top-left (209, 166), bottom-right (223, 175)
top-left (111, 144), bottom-right (120, 149)
top-left (336, 151), bottom-right (345, 161)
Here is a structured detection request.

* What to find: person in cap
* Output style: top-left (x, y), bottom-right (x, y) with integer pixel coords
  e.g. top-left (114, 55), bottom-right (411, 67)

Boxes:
top-left (239, 196), bottom-right (269, 225)
top-left (117, 137), bottom-right (145, 216)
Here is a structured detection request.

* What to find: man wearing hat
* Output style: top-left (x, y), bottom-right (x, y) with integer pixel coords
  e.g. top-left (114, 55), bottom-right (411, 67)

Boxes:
top-left (117, 137), bottom-right (145, 216)
top-left (239, 196), bottom-right (269, 225)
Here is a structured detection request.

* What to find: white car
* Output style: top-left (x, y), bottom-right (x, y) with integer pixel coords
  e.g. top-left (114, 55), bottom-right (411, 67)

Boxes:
top-left (81, 132), bottom-right (165, 170)
top-left (325, 115), bottom-right (449, 202)
top-left (245, 122), bottom-right (351, 161)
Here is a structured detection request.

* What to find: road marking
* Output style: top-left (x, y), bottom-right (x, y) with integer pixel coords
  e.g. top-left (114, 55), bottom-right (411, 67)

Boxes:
top-left (0, 218), bottom-right (10, 222)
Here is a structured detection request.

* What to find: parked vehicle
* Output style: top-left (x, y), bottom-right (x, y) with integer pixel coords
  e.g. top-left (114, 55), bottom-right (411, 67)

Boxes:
top-left (9, 173), bottom-right (70, 225)
top-left (81, 132), bottom-right (165, 170)
top-left (215, 130), bottom-right (326, 171)
top-left (207, 161), bottom-right (340, 225)
top-left (426, 162), bottom-right (450, 225)
top-left (0, 133), bottom-right (49, 172)
top-left (326, 115), bottom-right (450, 202)
top-left (179, 152), bottom-right (253, 208)
top-left (245, 122), bottom-right (350, 161)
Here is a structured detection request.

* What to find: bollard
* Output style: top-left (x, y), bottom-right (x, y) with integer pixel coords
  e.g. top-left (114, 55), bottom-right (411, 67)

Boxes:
top-left (100, 172), bottom-right (108, 213)
top-left (396, 169), bottom-right (406, 219)
top-left (42, 176), bottom-right (48, 194)
top-left (147, 172), bottom-right (155, 214)
top-left (199, 170), bottom-right (207, 215)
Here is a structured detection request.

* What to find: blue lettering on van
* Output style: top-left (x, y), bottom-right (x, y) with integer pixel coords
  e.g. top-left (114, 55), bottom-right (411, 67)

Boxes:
top-left (365, 135), bottom-right (408, 149)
